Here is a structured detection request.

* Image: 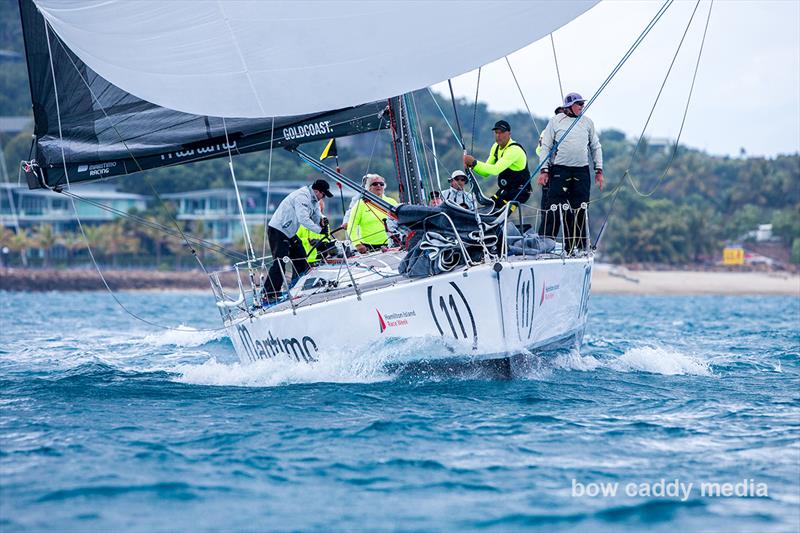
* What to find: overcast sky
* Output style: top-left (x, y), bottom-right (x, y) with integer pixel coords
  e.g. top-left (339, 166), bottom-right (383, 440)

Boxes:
top-left (433, 0), bottom-right (799, 158)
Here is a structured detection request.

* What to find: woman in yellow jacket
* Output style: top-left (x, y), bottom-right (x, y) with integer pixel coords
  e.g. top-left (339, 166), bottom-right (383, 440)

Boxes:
top-left (347, 174), bottom-right (398, 254)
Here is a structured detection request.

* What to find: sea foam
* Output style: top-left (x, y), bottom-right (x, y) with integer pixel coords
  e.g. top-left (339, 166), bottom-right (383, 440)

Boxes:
top-left (143, 325), bottom-right (227, 348)
top-left (171, 335), bottom-right (465, 387)
top-left (607, 346), bottom-right (713, 376)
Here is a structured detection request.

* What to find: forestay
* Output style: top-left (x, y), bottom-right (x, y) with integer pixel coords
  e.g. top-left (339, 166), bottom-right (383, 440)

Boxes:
top-left (33, 0), bottom-right (599, 118)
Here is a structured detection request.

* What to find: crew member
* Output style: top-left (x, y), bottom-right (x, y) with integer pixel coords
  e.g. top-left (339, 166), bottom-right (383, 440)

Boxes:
top-left (342, 174), bottom-right (370, 230)
top-left (347, 174), bottom-right (398, 254)
top-left (265, 179), bottom-right (333, 301)
top-left (537, 92), bottom-right (604, 252)
top-left (537, 106), bottom-right (566, 233)
top-left (441, 170), bottom-right (475, 210)
top-left (297, 198), bottom-right (326, 265)
top-left (463, 120), bottom-right (531, 210)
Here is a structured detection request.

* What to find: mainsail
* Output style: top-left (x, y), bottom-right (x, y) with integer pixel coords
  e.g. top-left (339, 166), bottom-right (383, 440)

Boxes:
top-left (32, 0), bottom-right (599, 118)
top-left (19, 0), bottom-right (389, 189)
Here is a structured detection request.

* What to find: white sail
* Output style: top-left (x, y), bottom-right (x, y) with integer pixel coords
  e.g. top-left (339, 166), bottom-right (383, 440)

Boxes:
top-left (34, 0), bottom-right (598, 118)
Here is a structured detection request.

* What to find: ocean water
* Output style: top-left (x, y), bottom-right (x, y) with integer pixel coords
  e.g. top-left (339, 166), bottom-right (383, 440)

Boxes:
top-left (1, 290), bottom-right (798, 532)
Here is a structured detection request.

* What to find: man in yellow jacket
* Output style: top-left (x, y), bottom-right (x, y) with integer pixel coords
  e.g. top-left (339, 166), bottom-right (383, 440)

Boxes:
top-left (347, 173), bottom-right (398, 254)
top-left (463, 120), bottom-right (532, 210)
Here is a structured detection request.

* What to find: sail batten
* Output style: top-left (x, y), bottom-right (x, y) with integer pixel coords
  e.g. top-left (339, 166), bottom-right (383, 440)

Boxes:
top-left (32, 0), bottom-right (599, 118)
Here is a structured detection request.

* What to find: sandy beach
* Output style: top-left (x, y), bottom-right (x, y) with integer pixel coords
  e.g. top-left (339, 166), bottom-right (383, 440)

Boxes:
top-left (592, 264), bottom-right (799, 296)
top-left (1, 266), bottom-right (798, 295)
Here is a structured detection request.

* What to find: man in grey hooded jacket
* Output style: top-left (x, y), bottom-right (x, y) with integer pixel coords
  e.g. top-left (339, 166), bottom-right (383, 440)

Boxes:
top-left (265, 179), bottom-right (333, 301)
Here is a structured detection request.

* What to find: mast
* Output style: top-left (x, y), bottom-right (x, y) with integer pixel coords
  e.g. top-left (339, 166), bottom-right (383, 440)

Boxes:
top-left (388, 95), bottom-right (425, 206)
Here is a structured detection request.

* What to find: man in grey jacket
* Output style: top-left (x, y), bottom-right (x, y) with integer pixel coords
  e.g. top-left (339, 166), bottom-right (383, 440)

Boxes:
top-left (537, 92), bottom-right (604, 252)
top-left (265, 179), bottom-right (333, 301)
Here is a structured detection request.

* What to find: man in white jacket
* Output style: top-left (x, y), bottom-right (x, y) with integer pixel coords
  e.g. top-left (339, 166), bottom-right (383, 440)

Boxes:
top-left (441, 170), bottom-right (475, 210)
top-left (265, 179), bottom-right (333, 300)
top-left (537, 92), bottom-right (604, 252)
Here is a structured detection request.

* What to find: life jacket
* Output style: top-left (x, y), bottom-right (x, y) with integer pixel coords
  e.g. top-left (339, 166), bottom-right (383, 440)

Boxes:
top-left (492, 141), bottom-right (531, 193)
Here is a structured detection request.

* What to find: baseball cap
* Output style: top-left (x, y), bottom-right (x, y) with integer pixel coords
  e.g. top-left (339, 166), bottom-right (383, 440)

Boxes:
top-left (563, 92), bottom-right (585, 107)
top-left (491, 120), bottom-right (511, 132)
top-left (450, 170), bottom-right (468, 181)
top-left (311, 179), bottom-right (333, 198)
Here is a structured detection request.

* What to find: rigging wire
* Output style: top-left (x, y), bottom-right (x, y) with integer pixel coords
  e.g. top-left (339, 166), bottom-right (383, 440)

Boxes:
top-left (222, 117), bottom-right (257, 262)
top-left (593, 0), bottom-right (703, 205)
top-left (550, 34), bottom-right (565, 102)
top-left (627, 0), bottom-right (712, 198)
top-left (51, 34), bottom-right (212, 276)
top-left (403, 93), bottom-right (427, 203)
top-left (426, 88), bottom-right (461, 145)
top-left (425, 86), bottom-right (494, 205)
top-left (409, 92), bottom-right (438, 196)
top-left (57, 190), bottom-right (246, 260)
top-left (44, 22), bottom-right (227, 333)
top-left (593, 0), bottom-right (714, 247)
top-left (365, 116), bottom-right (384, 175)
top-left (510, 0), bottom-right (675, 205)
top-left (447, 80), bottom-right (467, 148)
top-left (505, 56), bottom-right (542, 137)
top-left (261, 116), bottom-right (276, 262)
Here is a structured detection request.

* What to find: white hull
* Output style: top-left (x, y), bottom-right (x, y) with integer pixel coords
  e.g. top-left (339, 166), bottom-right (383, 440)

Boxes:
top-left (225, 256), bottom-right (593, 368)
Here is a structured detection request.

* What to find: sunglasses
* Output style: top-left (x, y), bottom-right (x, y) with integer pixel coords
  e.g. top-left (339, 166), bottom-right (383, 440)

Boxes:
top-left (453, 177), bottom-right (467, 182)
top-left (574, 101), bottom-right (585, 107)
top-left (370, 182), bottom-right (386, 187)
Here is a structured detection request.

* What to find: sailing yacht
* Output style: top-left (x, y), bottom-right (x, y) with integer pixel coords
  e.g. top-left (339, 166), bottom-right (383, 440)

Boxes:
top-left (18, 0), bottom-right (601, 372)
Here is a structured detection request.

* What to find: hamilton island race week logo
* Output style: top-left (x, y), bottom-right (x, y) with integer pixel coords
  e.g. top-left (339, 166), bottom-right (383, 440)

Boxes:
top-left (516, 268), bottom-right (536, 341)
top-left (376, 309), bottom-right (416, 333)
top-left (427, 282), bottom-right (477, 349)
top-left (540, 280), bottom-right (560, 305)
top-left (235, 323), bottom-right (318, 363)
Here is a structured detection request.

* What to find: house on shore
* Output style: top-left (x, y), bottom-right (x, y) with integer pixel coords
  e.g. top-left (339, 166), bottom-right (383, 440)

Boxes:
top-left (163, 181), bottom-right (356, 244)
top-left (2, 180), bottom-right (356, 246)
top-left (0, 182), bottom-right (147, 233)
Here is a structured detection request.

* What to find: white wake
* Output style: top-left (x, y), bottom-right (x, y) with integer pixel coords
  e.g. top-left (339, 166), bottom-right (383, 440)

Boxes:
top-left (554, 345), bottom-right (713, 376)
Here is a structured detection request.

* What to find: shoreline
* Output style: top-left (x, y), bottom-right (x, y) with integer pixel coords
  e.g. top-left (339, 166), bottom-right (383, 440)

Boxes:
top-left (1, 266), bottom-right (798, 296)
top-left (591, 264), bottom-right (798, 296)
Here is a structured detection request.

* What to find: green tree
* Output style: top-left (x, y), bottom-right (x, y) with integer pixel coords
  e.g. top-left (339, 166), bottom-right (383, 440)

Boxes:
top-left (100, 222), bottom-right (140, 268)
top-left (771, 207), bottom-right (800, 248)
top-left (1, 227), bottom-right (30, 266)
top-left (58, 231), bottom-right (84, 266)
top-left (32, 223), bottom-right (56, 268)
top-left (81, 225), bottom-right (107, 263)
